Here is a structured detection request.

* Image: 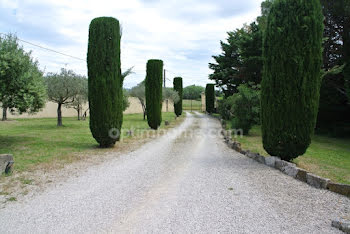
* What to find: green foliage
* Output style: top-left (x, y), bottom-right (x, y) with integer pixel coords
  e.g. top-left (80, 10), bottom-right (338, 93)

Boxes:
top-left (145, 59), bottom-right (163, 129)
top-left (130, 81), bottom-right (147, 120)
top-left (205, 84), bottom-right (215, 113)
top-left (261, 0), bottom-right (324, 161)
top-left (122, 89), bottom-right (130, 112)
top-left (64, 75), bottom-right (88, 120)
top-left (173, 77), bottom-right (183, 116)
top-left (163, 87), bottom-right (180, 104)
top-left (231, 84), bottom-right (260, 134)
top-left (46, 68), bottom-right (83, 126)
top-left (87, 17), bottom-right (123, 147)
top-left (209, 21), bottom-right (263, 97)
top-left (0, 33), bottom-right (46, 119)
top-left (183, 85), bottom-right (204, 100)
top-left (218, 84), bottom-right (260, 134)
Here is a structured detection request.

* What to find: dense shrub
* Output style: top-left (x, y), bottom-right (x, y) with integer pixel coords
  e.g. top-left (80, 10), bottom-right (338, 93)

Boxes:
top-left (173, 77), bottom-right (183, 116)
top-left (205, 84), bottom-right (215, 113)
top-left (145, 59), bottom-right (163, 129)
top-left (261, 0), bottom-right (323, 161)
top-left (87, 17), bottom-right (123, 147)
top-left (218, 84), bottom-right (260, 134)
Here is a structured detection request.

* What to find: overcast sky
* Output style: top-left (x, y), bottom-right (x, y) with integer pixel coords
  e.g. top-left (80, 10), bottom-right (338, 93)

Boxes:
top-left (0, 0), bottom-right (263, 88)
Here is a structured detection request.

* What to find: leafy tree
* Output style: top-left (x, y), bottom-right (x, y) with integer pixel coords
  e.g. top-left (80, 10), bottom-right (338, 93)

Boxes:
top-left (205, 84), bottom-right (215, 114)
top-left (46, 68), bottom-right (81, 126)
top-left (261, 0), bottom-right (324, 161)
top-left (0, 34), bottom-right (46, 120)
top-left (173, 77), bottom-right (183, 116)
top-left (122, 89), bottom-right (130, 112)
top-left (88, 17), bottom-right (123, 147)
top-left (209, 21), bottom-right (263, 97)
top-left (64, 76), bottom-right (88, 120)
top-left (163, 87), bottom-right (180, 112)
top-left (183, 85), bottom-right (204, 100)
top-left (145, 59), bottom-right (163, 130)
top-left (130, 81), bottom-right (147, 120)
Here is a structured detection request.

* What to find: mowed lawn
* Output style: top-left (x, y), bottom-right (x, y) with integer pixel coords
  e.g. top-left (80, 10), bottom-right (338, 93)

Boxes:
top-left (232, 125), bottom-right (350, 185)
top-left (183, 99), bottom-right (202, 110)
top-left (0, 112), bottom-right (179, 172)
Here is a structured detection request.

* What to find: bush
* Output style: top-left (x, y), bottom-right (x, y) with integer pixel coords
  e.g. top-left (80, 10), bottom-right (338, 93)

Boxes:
top-left (261, 0), bottom-right (323, 161)
top-left (232, 85), bottom-right (260, 134)
top-left (218, 84), bottom-right (260, 134)
top-left (87, 17), bottom-right (123, 147)
top-left (145, 59), bottom-right (163, 129)
top-left (173, 77), bottom-right (183, 116)
top-left (205, 84), bottom-right (215, 113)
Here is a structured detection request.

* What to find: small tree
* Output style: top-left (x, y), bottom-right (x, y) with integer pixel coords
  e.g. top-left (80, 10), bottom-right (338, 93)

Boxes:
top-left (46, 69), bottom-right (80, 126)
top-left (205, 84), bottom-right (215, 113)
top-left (0, 33), bottom-right (46, 120)
top-left (173, 77), bottom-right (183, 116)
top-left (145, 59), bottom-right (163, 129)
top-left (88, 17), bottom-right (123, 147)
top-left (163, 87), bottom-right (180, 111)
top-left (261, 0), bottom-right (324, 161)
top-left (65, 76), bottom-right (88, 120)
top-left (130, 81), bottom-right (147, 120)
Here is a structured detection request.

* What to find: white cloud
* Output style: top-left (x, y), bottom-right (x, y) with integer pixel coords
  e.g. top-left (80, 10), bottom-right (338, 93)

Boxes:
top-left (0, 0), bottom-right (263, 88)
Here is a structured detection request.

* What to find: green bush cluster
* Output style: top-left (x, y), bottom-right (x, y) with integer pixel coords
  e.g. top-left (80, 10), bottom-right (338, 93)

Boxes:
top-left (205, 84), bottom-right (215, 113)
top-left (87, 17), bottom-right (123, 147)
top-left (218, 84), bottom-right (260, 135)
top-left (145, 59), bottom-right (163, 130)
top-left (173, 77), bottom-right (183, 116)
top-left (261, 0), bottom-right (324, 161)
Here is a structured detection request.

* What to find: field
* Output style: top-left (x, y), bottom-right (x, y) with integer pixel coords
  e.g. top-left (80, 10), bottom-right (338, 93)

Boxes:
top-left (183, 99), bottom-right (202, 111)
top-left (0, 113), bottom-right (181, 172)
top-left (231, 125), bottom-right (350, 185)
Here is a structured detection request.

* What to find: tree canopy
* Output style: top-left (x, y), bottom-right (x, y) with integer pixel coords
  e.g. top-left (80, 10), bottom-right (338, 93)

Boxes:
top-left (183, 85), bottom-right (204, 100)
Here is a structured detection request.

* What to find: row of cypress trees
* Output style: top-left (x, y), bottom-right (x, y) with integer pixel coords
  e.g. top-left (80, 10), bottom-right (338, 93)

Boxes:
top-left (87, 17), bottom-right (184, 146)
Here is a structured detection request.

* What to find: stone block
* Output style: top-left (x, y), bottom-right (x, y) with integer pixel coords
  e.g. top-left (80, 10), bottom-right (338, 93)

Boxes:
top-left (306, 173), bottom-right (330, 189)
top-left (0, 154), bottom-right (14, 174)
top-left (327, 182), bottom-right (350, 198)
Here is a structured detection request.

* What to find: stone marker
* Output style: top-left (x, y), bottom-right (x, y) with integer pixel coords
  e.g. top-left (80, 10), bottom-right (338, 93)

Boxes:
top-left (0, 154), bottom-right (14, 174)
top-left (332, 219), bottom-right (350, 234)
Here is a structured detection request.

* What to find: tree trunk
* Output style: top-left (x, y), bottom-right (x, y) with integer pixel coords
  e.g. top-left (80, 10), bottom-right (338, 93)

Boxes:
top-left (2, 107), bottom-right (7, 121)
top-left (57, 103), bottom-right (62, 126)
top-left (191, 99), bottom-right (193, 112)
top-left (77, 107), bottom-right (81, 121)
top-left (166, 99), bottom-right (169, 112)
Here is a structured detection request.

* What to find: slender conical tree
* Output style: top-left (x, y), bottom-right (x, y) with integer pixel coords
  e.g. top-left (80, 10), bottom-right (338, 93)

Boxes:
top-left (145, 59), bottom-right (163, 129)
top-left (205, 84), bottom-right (215, 113)
top-left (173, 77), bottom-right (183, 116)
top-left (261, 0), bottom-right (324, 161)
top-left (87, 17), bottom-right (123, 147)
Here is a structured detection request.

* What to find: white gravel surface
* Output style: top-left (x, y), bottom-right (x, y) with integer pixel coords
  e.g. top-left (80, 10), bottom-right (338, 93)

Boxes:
top-left (0, 112), bottom-right (349, 233)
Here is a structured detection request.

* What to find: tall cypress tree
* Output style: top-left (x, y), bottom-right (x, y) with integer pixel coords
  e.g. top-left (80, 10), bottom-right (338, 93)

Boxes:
top-left (261, 0), bottom-right (324, 161)
top-left (87, 17), bottom-right (123, 147)
top-left (145, 59), bottom-right (163, 129)
top-left (173, 77), bottom-right (183, 116)
top-left (205, 84), bottom-right (215, 114)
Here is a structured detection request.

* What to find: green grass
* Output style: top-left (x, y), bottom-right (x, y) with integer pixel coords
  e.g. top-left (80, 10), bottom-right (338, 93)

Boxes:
top-left (183, 99), bottom-right (201, 110)
top-left (230, 124), bottom-right (350, 185)
top-left (0, 113), bottom-right (179, 172)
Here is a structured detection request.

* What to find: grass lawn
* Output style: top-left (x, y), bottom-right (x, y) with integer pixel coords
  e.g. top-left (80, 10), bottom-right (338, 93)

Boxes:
top-left (0, 112), bottom-right (180, 172)
top-left (231, 125), bottom-right (350, 185)
top-left (183, 99), bottom-right (202, 111)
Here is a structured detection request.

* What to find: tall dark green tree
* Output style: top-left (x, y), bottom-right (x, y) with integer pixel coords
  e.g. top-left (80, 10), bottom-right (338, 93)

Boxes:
top-left (87, 17), bottom-right (123, 147)
top-left (205, 84), bottom-right (215, 114)
top-left (173, 77), bottom-right (183, 116)
top-left (261, 0), bottom-right (324, 161)
top-left (145, 59), bottom-right (163, 130)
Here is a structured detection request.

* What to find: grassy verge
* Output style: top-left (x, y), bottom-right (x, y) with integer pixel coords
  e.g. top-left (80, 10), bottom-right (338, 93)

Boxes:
top-left (229, 124), bottom-right (350, 185)
top-left (0, 112), bottom-right (182, 173)
top-left (183, 99), bottom-right (201, 111)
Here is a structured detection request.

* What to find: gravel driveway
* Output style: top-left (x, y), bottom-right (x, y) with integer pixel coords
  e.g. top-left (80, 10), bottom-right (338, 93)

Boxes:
top-left (0, 112), bottom-right (349, 233)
